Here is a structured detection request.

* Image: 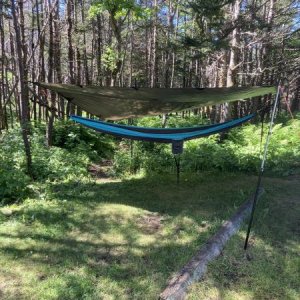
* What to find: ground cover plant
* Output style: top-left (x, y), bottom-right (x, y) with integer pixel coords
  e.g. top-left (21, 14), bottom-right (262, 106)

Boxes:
top-left (0, 173), bottom-right (299, 299)
top-left (187, 176), bottom-right (300, 300)
top-left (114, 114), bottom-right (300, 176)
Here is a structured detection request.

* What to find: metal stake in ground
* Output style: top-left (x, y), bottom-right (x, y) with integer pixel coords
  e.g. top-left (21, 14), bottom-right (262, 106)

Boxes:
top-left (244, 82), bottom-right (283, 250)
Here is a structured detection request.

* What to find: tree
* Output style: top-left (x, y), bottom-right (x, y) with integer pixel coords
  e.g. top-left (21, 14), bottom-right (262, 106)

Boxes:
top-left (89, 0), bottom-right (147, 86)
top-left (11, 0), bottom-right (32, 176)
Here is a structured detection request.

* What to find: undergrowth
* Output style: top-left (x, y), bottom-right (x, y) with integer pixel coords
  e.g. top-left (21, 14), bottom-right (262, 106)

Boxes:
top-left (0, 113), bottom-right (299, 204)
top-left (114, 114), bottom-right (300, 176)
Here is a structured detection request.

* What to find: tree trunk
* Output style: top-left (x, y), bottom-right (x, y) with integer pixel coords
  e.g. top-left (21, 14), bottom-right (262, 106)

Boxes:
top-left (109, 14), bottom-right (122, 86)
top-left (46, 0), bottom-right (55, 147)
top-left (37, 0), bottom-right (46, 122)
top-left (96, 15), bottom-right (102, 85)
top-left (53, 2), bottom-right (63, 118)
top-left (81, 1), bottom-right (90, 85)
top-left (223, 0), bottom-right (241, 122)
top-left (150, 0), bottom-right (157, 88)
top-left (11, 0), bottom-right (33, 176)
top-left (66, 0), bottom-right (75, 116)
top-left (0, 0), bottom-right (6, 131)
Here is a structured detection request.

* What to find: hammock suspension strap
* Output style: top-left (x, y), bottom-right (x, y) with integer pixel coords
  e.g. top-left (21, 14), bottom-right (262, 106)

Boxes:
top-left (174, 155), bottom-right (181, 185)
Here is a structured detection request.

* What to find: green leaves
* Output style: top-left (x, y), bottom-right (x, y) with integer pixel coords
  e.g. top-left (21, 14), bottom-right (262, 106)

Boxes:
top-left (102, 46), bottom-right (118, 71)
top-left (0, 119), bottom-right (115, 204)
top-left (89, 0), bottom-right (141, 20)
top-left (112, 114), bottom-right (300, 176)
top-left (0, 158), bottom-right (31, 204)
top-left (1, 114), bottom-right (298, 204)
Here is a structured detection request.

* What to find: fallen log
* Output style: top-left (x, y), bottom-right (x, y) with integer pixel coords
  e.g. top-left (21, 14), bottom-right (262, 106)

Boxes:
top-left (159, 188), bottom-right (264, 300)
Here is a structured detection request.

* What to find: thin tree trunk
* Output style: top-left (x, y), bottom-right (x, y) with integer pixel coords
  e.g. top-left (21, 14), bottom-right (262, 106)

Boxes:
top-left (81, 0), bottom-right (90, 85)
top-left (223, 0), bottom-right (241, 122)
top-left (66, 0), bottom-right (75, 115)
top-left (0, 0), bottom-right (5, 131)
top-left (150, 0), bottom-right (157, 88)
top-left (30, 0), bottom-right (37, 122)
top-left (11, 0), bottom-right (33, 176)
top-left (96, 15), bottom-right (102, 85)
top-left (37, 0), bottom-right (46, 122)
top-left (46, 0), bottom-right (55, 147)
top-left (53, 2), bottom-right (63, 118)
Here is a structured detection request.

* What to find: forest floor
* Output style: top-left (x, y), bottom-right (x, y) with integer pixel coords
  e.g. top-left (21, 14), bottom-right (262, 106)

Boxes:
top-left (0, 172), bottom-right (299, 300)
top-left (187, 175), bottom-right (300, 300)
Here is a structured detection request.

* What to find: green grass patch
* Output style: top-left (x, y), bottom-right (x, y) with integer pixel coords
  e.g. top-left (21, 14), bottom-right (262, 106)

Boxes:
top-left (0, 173), bottom-right (298, 299)
top-left (187, 176), bottom-right (300, 300)
top-left (0, 172), bottom-right (253, 299)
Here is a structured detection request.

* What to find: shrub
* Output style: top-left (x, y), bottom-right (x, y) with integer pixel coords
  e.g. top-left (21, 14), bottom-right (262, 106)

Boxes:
top-left (0, 157), bottom-right (31, 204)
top-left (0, 125), bottom-right (95, 203)
top-left (0, 113), bottom-right (298, 203)
top-left (52, 119), bottom-right (115, 160)
top-left (112, 115), bottom-right (300, 176)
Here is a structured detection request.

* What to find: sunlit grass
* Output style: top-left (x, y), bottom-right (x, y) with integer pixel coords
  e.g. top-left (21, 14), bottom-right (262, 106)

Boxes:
top-left (0, 173), bottom-right (299, 299)
top-left (187, 176), bottom-right (300, 300)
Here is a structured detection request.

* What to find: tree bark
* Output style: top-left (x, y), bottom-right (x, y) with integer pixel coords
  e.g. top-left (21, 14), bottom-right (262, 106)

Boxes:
top-left (11, 0), bottom-right (33, 176)
top-left (66, 0), bottom-right (75, 116)
top-left (46, 0), bottom-right (55, 147)
top-left (223, 0), bottom-right (241, 122)
top-left (53, 2), bottom-right (63, 118)
top-left (0, 0), bottom-right (6, 131)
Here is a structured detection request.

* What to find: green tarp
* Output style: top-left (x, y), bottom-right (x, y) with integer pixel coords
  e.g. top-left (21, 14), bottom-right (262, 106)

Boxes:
top-left (38, 83), bottom-right (276, 120)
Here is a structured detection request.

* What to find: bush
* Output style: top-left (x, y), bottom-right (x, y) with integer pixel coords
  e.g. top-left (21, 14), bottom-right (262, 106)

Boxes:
top-left (52, 119), bottom-right (115, 160)
top-left (31, 144), bottom-right (91, 182)
top-left (0, 157), bottom-right (31, 204)
top-left (113, 141), bottom-right (172, 175)
top-left (27, 125), bottom-right (94, 181)
top-left (0, 124), bottom-right (97, 203)
top-left (113, 115), bottom-right (300, 176)
top-left (0, 113), bottom-right (298, 203)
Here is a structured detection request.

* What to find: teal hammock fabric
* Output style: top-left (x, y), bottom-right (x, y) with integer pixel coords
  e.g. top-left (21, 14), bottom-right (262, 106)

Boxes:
top-left (71, 115), bottom-right (241, 133)
top-left (70, 114), bottom-right (255, 153)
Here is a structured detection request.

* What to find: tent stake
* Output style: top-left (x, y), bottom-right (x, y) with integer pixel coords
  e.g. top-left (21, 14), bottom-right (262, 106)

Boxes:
top-left (244, 173), bottom-right (262, 249)
top-left (244, 83), bottom-right (282, 250)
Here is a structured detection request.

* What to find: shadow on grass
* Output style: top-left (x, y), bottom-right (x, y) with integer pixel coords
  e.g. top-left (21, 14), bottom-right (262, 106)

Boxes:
top-left (0, 209), bottom-right (205, 298)
top-left (1, 173), bottom-right (298, 299)
top-left (49, 172), bottom-right (257, 216)
top-left (1, 172), bottom-right (258, 299)
top-left (187, 176), bottom-right (300, 300)
top-left (187, 230), bottom-right (299, 300)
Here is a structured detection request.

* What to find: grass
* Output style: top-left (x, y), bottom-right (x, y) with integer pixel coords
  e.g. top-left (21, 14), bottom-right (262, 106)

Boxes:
top-left (0, 172), bottom-right (299, 299)
top-left (187, 176), bottom-right (300, 300)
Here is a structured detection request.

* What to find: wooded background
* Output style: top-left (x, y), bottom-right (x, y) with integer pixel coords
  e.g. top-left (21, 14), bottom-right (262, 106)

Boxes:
top-left (0, 0), bottom-right (299, 174)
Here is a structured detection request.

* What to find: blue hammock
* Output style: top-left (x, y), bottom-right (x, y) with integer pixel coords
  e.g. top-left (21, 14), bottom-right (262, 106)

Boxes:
top-left (71, 114), bottom-right (255, 154)
top-left (71, 115), bottom-right (245, 133)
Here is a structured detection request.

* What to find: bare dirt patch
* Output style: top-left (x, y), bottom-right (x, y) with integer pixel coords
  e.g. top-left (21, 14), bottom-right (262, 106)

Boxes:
top-left (88, 161), bottom-right (121, 183)
top-left (88, 161), bottom-right (112, 178)
top-left (137, 213), bottom-right (165, 234)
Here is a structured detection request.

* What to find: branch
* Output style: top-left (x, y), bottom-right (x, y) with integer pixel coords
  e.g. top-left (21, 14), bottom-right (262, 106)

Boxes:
top-left (3, 80), bottom-right (18, 108)
top-left (26, 0), bottom-right (58, 65)
top-left (27, 86), bottom-right (59, 118)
